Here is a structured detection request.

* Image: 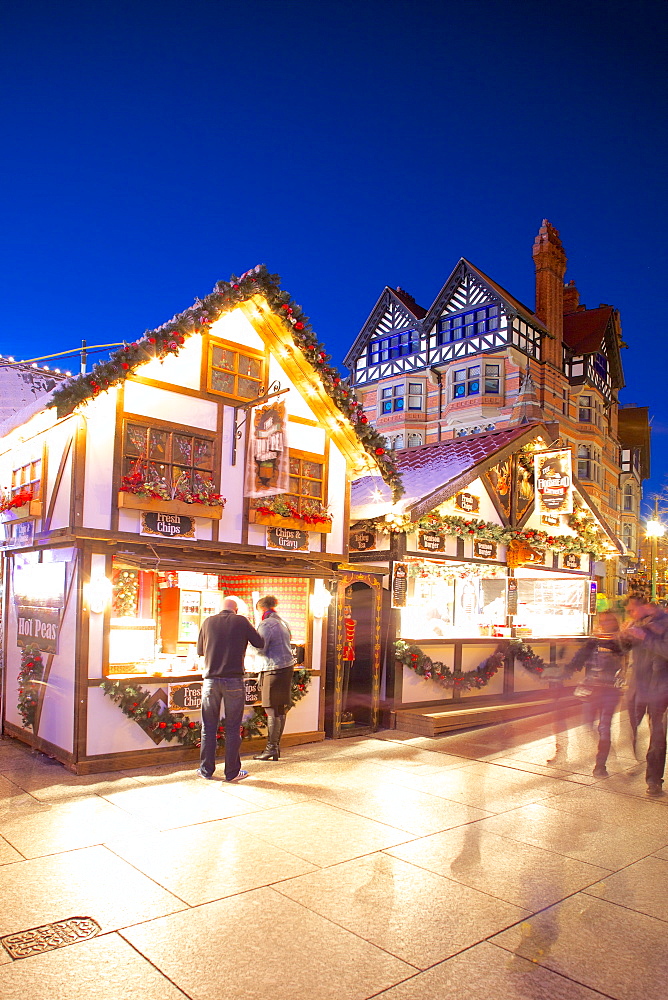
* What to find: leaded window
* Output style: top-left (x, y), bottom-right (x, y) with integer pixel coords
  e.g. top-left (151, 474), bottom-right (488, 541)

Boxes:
top-left (453, 364), bottom-right (500, 398)
top-left (438, 305), bottom-right (499, 344)
top-left (368, 330), bottom-right (420, 364)
top-left (208, 340), bottom-right (264, 402)
top-left (124, 424), bottom-right (215, 493)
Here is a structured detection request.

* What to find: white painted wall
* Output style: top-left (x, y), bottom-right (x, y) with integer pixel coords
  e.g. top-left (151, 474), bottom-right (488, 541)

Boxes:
top-left (124, 381), bottom-right (218, 431)
top-left (83, 391), bottom-right (117, 529)
top-left (139, 334), bottom-right (203, 390)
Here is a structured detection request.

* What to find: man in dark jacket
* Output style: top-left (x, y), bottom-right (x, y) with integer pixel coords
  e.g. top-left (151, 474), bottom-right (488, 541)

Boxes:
top-left (621, 596), bottom-right (668, 795)
top-left (197, 598), bottom-right (264, 782)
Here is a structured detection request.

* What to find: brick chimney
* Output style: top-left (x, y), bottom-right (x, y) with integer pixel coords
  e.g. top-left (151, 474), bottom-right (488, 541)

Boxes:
top-left (532, 220), bottom-right (567, 366)
top-left (563, 279), bottom-right (579, 314)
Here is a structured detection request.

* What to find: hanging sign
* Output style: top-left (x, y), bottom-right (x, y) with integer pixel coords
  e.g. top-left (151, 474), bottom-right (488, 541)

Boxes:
top-left (455, 492), bottom-right (480, 513)
top-left (141, 511), bottom-right (195, 538)
top-left (507, 578), bottom-right (518, 615)
top-left (417, 530), bottom-right (446, 553)
top-left (168, 682), bottom-right (202, 713)
top-left (563, 553), bottom-right (581, 570)
top-left (349, 528), bottom-right (377, 552)
top-left (391, 561), bottom-right (409, 609)
top-left (266, 526), bottom-right (309, 551)
top-left (3, 519), bottom-right (35, 549)
top-left (534, 450), bottom-right (573, 515)
top-left (588, 581), bottom-right (598, 614)
top-left (244, 400), bottom-right (289, 498)
top-left (474, 539), bottom-right (497, 559)
top-left (14, 561), bottom-right (66, 654)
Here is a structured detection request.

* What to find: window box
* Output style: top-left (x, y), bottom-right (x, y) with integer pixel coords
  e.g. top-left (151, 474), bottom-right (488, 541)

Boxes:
top-left (117, 492), bottom-right (224, 520)
top-left (0, 499), bottom-right (42, 521)
top-left (248, 508), bottom-right (332, 533)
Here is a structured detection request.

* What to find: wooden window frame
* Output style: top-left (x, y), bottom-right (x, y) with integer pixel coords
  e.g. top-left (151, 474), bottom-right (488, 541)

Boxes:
top-left (205, 336), bottom-right (265, 404)
top-left (121, 414), bottom-right (220, 496)
top-left (11, 453), bottom-right (43, 500)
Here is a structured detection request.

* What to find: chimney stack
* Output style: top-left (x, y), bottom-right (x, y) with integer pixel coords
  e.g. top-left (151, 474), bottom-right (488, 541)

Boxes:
top-left (532, 220), bottom-right (567, 366)
top-left (563, 279), bottom-right (580, 314)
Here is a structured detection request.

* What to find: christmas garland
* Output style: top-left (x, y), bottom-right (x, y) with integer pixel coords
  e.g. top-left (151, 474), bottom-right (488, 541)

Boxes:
top-left (48, 265), bottom-right (403, 501)
top-left (17, 645), bottom-right (45, 729)
top-left (120, 470), bottom-right (227, 508)
top-left (100, 668), bottom-right (312, 748)
top-left (395, 638), bottom-right (585, 691)
top-left (356, 511), bottom-right (610, 559)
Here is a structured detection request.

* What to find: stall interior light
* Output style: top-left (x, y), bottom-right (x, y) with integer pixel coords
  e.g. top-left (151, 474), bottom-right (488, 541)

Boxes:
top-left (310, 581), bottom-right (333, 619)
top-left (87, 574), bottom-right (113, 614)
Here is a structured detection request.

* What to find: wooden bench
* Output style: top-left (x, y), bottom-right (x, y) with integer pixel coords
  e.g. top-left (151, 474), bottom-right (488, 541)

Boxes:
top-left (394, 696), bottom-right (579, 736)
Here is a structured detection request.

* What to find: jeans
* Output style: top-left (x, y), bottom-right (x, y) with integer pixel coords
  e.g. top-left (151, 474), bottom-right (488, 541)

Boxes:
top-left (200, 677), bottom-right (246, 781)
top-left (646, 694), bottom-right (668, 787)
top-left (585, 686), bottom-right (621, 768)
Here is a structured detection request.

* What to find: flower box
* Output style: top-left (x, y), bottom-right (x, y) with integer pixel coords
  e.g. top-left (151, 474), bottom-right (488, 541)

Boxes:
top-left (117, 492), bottom-right (224, 520)
top-left (248, 508), bottom-right (332, 533)
top-left (0, 499), bottom-right (43, 521)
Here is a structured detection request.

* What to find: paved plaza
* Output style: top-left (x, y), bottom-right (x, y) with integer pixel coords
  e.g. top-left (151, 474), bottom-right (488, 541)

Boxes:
top-left (0, 707), bottom-right (666, 999)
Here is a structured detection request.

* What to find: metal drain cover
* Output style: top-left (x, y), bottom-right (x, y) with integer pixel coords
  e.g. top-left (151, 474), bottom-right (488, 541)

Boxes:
top-left (2, 917), bottom-right (101, 959)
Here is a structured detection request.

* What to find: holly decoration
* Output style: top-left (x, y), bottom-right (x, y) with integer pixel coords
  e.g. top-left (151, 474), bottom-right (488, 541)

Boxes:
top-left (100, 668), bottom-right (312, 747)
top-left (17, 644), bottom-right (45, 729)
top-left (251, 495), bottom-right (332, 527)
top-left (48, 265), bottom-right (404, 501)
top-left (355, 510), bottom-right (610, 559)
top-left (395, 638), bottom-right (585, 691)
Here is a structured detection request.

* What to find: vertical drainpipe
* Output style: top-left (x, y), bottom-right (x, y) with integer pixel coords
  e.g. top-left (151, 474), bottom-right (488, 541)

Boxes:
top-left (430, 367), bottom-right (442, 441)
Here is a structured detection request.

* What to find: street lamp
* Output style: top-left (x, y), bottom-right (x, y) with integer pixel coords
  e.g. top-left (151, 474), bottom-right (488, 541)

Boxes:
top-left (646, 518), bottom-right (665, 601)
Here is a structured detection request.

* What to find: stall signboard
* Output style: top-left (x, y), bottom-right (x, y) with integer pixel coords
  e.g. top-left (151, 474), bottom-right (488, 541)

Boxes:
top-left (244, 676), bottom-right (260, 705)
top-left (563, 553), bottom-right (581, 570)
top-left (534, 449), bottom-right (573, 515)
top-left (417, 530), bottom-right (446, 553)
top-left (589, 581), bottom-right (598, 614)
top-left (474, 539), bottom-right (497, 559)
top-left (141, 512), bottom-right (195, 538)
top-left (266, 527), bottom-right (309, 551)
top-left (391, 562), bottom-right (409, 608)
top-left (14, 561), bottom-right (66, 654)
top-left (507, 578), bottom-right (518, 615)
top-left (350, 528), bottom-right (377, 552)
top-left (455, 492), bottom-right (479, 513)
top-left (3, 519), bottom-right (35, 549)
top-left (168, 682), bottom-right (202, 713)
top-left (541, 514), bottom-right (560, 527)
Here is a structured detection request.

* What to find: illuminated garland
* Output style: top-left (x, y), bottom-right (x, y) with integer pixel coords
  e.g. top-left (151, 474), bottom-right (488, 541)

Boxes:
top-left (48, 265), bottom-right (403, 500)
top-left (17, 644), bottom-right (45, 729)
top-left (409, 561), bottom-right (504, 582)
top-left (395, 638), bottom-right (585, 691)
top-left (100, 668), bottom-right (311, 747)
top-left (357, 511), bottom-right (610, 559)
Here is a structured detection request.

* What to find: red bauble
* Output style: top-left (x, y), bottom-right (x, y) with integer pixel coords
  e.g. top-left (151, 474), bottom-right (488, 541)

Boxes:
top-left (375, 447), bottom-right (385, 455)
top-left (148, 337), bottom-right (156, 344)
top-left (121, 363), bottom-right (129, 370)
top-left (233, 283), bottom-right (240, 289)
top-left (360, 415), bottom-right (368, 423)
top-left (158, 722), bottom-right (167, 729)
top-left (294, 321), bottom-right (305, 330)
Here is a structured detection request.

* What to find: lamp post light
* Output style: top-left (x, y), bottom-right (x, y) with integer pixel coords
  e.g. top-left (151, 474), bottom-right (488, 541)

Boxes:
top-left (646, 517), bottom-right (665, 601)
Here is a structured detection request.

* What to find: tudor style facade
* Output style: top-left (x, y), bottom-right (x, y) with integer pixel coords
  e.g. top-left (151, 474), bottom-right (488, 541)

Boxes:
top-left (344, 221), bottom-right (649, 601)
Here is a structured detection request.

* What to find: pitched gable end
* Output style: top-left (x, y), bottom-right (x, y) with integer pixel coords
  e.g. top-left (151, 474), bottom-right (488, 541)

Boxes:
top-left (343, 287), bottom-right (424, 370)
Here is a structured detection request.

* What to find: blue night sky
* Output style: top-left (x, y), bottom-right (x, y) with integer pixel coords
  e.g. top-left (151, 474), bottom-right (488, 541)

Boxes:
top-left (1, 1), bottom-right (666, 508)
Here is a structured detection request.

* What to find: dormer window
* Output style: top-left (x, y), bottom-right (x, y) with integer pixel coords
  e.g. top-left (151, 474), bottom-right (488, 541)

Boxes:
top-left (368, 330), bottom-right (420, 364)
top-left (438, 305), bottom-right (499, 344)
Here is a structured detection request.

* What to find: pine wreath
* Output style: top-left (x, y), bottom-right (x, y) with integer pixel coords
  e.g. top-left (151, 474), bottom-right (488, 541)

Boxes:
top-left (100, 668), bottom-right (311, 747)
top-left (17, 644), bottom-right (45, 730)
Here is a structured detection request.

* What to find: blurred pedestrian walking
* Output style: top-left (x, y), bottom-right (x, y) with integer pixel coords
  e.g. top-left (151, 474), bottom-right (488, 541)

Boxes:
top-left (569, 611), bottom-right (624, 777)
top-left (621, 595), bottom-right (668, 795)
top-left (253, 595), bottom-right (296, 761)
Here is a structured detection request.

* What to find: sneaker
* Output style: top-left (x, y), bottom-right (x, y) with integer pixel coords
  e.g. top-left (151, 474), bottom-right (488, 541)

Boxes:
top-left (227, 769), bottom-right (250, 782)
top-left (593, 765), bottom-right (608, 778)
top-left (646, 782), bottom-right (663, 796)
top-left (196, 768), bottom-right (213, 780)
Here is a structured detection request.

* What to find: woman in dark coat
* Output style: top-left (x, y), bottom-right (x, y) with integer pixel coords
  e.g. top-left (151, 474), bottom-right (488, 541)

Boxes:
top-left (253, 595), bottom-right (296, 761)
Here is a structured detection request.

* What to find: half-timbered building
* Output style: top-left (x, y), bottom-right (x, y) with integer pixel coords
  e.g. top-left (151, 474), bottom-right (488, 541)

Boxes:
top-left (344, 221), bottom-right (648, 605)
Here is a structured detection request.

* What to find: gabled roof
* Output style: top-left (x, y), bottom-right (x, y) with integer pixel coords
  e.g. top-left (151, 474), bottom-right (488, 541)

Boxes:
top-left (351, 423), bottom-right (550, 520)
top-left (422, 258), bottom-right (549, 336)
top-left (343, 286), bottom-right (426, 369)
top-left (563, 305), bottom-right (624, 389)
top-left (618, 405), bottom-right (651, 479)
top-left (0, 364), bottom-right (68, 428)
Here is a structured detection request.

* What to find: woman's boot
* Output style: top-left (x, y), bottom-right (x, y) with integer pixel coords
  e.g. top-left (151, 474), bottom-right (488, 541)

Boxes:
top-left (254, 715), bottom-right (281, 760)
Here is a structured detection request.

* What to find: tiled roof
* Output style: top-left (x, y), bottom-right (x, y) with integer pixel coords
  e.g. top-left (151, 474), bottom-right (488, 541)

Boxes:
top-left (0, 365), bottom-right (67, 426)
top-left (563, 305), bottom-right (613, 354)
top-left (462, 259), bottom-right (548, 333)
top-left (352, 424), bottom-right (545, 519)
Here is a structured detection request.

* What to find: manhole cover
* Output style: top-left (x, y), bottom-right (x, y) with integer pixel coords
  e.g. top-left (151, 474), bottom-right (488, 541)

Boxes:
top-left (2, 917), bottom-right (101, 959)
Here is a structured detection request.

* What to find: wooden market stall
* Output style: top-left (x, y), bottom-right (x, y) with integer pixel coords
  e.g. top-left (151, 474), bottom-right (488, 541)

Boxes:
top-left (0, 267), bottom-right (397, 772)
top-left (348, 423), bottom-right (623, 734)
